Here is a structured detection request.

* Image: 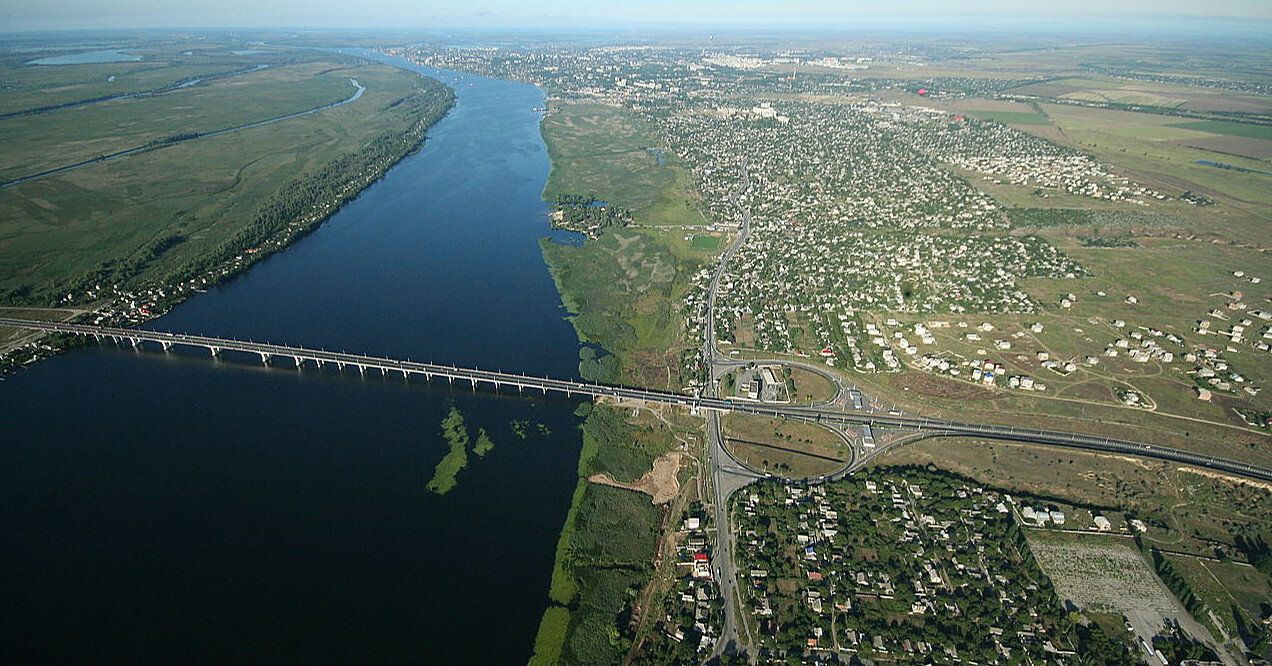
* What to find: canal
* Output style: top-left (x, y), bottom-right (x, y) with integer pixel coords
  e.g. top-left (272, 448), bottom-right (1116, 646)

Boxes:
top-left (0, 53), bottom-right (582, 664)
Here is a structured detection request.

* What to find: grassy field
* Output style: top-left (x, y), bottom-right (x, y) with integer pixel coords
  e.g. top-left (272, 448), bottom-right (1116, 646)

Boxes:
top-left (722, 412), bottom-right (847, 477)
top-left (0, 61), bottom-right (355, 182)
top-left (1036, 102), bottom-right (1272, 217)
top-left (967, 109), bottom-right (1049, 125)
top-left (542, 101), bottom-right (706, 226)
top-left (1170, 120), bottom-right (1272, 142)
top-left (787, 367), bottom-right (836, 403)
top-left (0, 43), bottom-right (444, 304)
top-left (688, 234), bottom-right (721, 251)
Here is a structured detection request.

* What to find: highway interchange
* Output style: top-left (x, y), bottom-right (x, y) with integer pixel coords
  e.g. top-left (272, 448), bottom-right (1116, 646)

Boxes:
top-left (6, 153), bottom-right (1272, 656)
top-left (5, 248), bottom-right (1272, 659)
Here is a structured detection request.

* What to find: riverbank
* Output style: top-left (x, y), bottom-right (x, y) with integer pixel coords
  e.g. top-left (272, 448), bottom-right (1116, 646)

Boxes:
top-left (530, 98), bottom-right (717, 664)
top-left (0, 57), bottom-right (453, 374)
top-left (0, 49), bottom-right (584, 664)
top-left (530, 402), bottom-right (678, 665)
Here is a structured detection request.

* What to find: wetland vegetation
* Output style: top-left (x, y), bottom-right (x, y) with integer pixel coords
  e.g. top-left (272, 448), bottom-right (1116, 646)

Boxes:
top-left (0, 38), bottom-right (453, 321)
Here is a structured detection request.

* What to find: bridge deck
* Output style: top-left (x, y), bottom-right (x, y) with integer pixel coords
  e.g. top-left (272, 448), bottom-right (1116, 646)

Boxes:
top-left (4, 316), bottom-right (1270, 483)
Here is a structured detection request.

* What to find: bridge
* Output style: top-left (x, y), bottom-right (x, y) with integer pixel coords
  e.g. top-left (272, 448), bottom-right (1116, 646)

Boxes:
top-left (6, 315), bottom-right (1272, 484)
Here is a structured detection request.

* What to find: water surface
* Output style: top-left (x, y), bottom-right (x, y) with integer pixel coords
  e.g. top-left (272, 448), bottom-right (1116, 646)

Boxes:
top-left (28, 49), bottom-right (144, 65)
top-left (0, 53), bottom-right (582, 664)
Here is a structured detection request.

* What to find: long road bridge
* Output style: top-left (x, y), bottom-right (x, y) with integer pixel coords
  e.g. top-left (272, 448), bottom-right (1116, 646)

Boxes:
top-left (6, 315), bottom-right (1272, 484)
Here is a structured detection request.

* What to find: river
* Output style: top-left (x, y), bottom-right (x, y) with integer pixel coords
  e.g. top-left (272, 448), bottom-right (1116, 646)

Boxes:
top-left (0, 53), bottom-right (582, 664)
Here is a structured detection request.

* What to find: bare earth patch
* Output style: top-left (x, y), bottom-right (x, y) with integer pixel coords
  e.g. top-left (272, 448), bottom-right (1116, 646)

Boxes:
top-left (1181, 467), bottom-right (1272, 492)
top-left (589, 451), bottom-right (684, 504)
top-left (1028, 536), bottom-right (1227, 660)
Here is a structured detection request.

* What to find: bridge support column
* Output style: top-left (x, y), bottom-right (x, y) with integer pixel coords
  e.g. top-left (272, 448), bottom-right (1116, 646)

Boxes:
top-left (259, 352), bottom-right (270, 365)
top-left (161, 341), bottom-right (172, 352)
top-left (209, 346), bottom-right (220, 357)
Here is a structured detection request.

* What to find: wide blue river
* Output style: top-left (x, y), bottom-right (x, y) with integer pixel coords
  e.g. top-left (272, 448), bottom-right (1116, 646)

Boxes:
top-left (0, 52), bottom-right (583, 664)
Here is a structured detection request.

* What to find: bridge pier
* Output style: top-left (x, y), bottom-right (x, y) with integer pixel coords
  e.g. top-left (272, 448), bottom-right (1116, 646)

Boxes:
top-left (209, 346), bottom-right (220, 357)
top-left (259, 352), bottom-right (270, 365)
top-left (161, 341), bottom-right (173, 352)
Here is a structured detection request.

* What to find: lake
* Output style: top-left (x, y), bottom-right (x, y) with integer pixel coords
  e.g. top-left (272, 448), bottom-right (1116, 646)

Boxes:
top-left (27, 49), bottom-right (144, 65)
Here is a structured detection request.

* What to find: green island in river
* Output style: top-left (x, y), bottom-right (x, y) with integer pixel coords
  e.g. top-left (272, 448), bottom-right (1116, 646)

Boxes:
top-left (426, 407), bottom-right (472, 495)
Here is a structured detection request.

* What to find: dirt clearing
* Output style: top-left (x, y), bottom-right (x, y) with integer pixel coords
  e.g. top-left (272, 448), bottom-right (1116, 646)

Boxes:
top-left (589, 451), bottom-right (684, 504)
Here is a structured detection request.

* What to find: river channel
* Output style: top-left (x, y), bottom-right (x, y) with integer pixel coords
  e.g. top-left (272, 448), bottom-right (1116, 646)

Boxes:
top-left (0, 53), bottom-right (583, 663)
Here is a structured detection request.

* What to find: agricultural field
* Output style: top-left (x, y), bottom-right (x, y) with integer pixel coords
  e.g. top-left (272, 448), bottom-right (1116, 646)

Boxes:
top-left (1035, 103), bottom-right (1272, 209)
top-left (1008, 74), bottom-right (1272, 115)
top-left (0, 37), bottom-right (451, 311)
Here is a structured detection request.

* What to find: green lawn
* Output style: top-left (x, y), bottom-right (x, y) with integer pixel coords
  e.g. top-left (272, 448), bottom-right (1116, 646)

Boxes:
top-left (689, 234), bottom-right (721, 251)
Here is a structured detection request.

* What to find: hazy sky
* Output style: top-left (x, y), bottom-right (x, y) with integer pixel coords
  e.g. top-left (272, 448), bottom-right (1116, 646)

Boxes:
top-left (5, 0), bottom-right (1271, 33)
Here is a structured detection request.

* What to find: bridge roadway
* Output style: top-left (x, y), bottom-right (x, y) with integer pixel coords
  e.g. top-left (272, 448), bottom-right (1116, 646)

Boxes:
top-left (6, 315), bottom-right (1272, 484)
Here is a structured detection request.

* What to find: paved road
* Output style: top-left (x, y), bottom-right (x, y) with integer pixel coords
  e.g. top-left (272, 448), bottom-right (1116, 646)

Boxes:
top-left (5, 316), bottom-right (1270, 486)
top-left (701, 159), bottom-right (759, 655)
